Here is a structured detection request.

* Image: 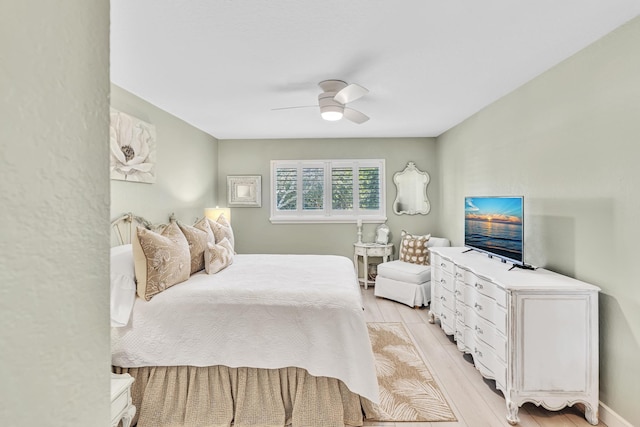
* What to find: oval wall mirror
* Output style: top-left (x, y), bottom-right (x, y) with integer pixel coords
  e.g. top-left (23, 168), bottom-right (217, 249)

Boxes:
top-left (393, 161), bottom-right (430, 215)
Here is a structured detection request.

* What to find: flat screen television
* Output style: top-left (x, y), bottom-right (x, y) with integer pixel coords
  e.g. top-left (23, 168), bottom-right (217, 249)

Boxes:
top-left (464, 196), bottom-right (524, 266)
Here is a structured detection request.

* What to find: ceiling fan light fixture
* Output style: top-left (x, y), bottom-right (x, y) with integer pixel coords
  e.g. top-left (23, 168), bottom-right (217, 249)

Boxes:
top-left (318, 92), bottom-right (344, 121)
top-left (320, 106), bottom-right (344, 121)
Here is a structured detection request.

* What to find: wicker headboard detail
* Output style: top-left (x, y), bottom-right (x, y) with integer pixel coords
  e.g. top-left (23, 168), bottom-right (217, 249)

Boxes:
top-left (110, 213), bottom-right (178, 246)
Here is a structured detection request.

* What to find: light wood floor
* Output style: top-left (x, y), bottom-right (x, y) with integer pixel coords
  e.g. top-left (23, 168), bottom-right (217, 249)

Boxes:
top-left (360, 287), bottom-right (607, 427)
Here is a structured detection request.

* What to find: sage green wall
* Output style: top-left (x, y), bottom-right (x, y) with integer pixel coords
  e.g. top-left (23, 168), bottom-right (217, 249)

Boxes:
top-left (110, 84), bottom-right (218, 225)
top-left (437, 16), bottom-right (640, 426)
top-left (0, 1), bottom-right (110, 425)
top-left (218, 138), bottom-right (439, 259)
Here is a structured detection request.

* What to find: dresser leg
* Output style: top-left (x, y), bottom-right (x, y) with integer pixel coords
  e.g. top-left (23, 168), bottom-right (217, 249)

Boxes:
top-left (427, 310), bottom-right (435, 324)
top-left (584, 402), bottom-right (599, 425)
top-left (506, 400), bottom-right (520, 425)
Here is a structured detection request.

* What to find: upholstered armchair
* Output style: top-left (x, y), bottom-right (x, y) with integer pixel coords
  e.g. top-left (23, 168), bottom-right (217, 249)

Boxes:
top-left (374, 236), bottom-right (450, 307)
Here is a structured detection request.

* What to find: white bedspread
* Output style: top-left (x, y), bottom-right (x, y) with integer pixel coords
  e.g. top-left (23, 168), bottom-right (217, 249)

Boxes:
top-left (111, 254), bottom-right (379, 403)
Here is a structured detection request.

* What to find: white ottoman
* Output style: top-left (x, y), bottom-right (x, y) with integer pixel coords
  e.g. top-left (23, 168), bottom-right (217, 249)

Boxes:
top-left (374, 237), bottom-right (450, 307)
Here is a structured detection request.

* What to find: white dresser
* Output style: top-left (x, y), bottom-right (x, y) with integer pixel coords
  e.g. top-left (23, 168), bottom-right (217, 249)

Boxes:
top-left (428, 247), bottom-right (600, 425)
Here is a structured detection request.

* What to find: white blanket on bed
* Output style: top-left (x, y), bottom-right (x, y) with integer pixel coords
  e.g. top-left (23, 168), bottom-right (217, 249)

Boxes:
top-left (111, 254), bottom-right (379, 403)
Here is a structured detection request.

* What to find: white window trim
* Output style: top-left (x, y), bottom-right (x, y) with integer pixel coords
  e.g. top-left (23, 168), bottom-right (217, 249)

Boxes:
top-left (270, 159), bottom-right (387, 224)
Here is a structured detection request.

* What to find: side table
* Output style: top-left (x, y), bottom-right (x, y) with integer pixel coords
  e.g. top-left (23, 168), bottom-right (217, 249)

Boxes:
top-left (111, 372), bottom-right (136, 427)
top-left (353, 242), bottom-right (393, 289)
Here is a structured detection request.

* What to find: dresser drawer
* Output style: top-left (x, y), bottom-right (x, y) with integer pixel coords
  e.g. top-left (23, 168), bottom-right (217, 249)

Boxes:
top-left (455, 324), bottom-right (471, 352)
top-left (473, 315), bottom-right (495, 348)
top-left (472, 341), bottom-right (494, 377)
top-left (438, 271), bottom-right (456, 294)
top-left (495, 306), bottom-right (507, 335)
top-left (111, 388), bottom-right (131, 422)
top-left (439, 287), bottom-right (455, 314)
top-left (472, 292), bottom-right (496, 323)
top-left (435, 257), bottom-right (455, 276)
top-left (495, 332), bottom-right (507, 363)
top-left (439, 305), bottom-right (455, 336)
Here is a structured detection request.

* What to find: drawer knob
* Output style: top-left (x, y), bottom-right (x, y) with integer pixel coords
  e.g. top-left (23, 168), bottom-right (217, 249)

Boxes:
top-left (475, 325), bottom-right (483, 334)
top-left (440, 263), bottom-right (446, 268)
top-left (455, 290), bottom-right (461, 296)
top-left (456, 310), bottom-right (462, 317)
top-left (474, 347), bottom-right (483, 357)
top-left (474, 302), bottom-right (483, 311)
top-left (441, 313), bottom-right (447, 320)
top-left (441, 296), bottom-right (446, 302)
top-left (440, 278), bottom-right (447, 284)
top-left (456, 272), bottom-right (462, 278)
top-left (475, 282), bottom-right (484, 289)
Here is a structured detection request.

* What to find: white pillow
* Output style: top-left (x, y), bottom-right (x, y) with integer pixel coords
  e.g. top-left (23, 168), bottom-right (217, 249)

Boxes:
top-left (110, 244), bottom-right (136, 327)
top-left (205, 237), bottom-right (234, 274)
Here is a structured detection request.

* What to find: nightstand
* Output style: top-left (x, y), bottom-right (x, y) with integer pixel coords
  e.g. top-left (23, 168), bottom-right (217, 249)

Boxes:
top-left (353, 242), bottom-right (393, 289)
top-left (111, 373), bottom-right (136, 427)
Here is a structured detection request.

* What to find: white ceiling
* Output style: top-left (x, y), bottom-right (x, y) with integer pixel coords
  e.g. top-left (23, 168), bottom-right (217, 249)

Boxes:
top-left (110, 1), bottom-right (640, 140)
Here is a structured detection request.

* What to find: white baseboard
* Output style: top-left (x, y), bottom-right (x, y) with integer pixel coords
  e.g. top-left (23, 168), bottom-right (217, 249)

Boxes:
top-left (599, 401), bottom-right (633, 427)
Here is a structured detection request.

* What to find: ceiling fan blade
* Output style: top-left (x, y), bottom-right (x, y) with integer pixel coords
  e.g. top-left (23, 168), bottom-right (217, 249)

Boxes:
top-left (334, 83), bottom-right (368, 104)
top-left (271, 105), bottom-right (318, 111)
top-left (343, 107), bottom-right (369, 124)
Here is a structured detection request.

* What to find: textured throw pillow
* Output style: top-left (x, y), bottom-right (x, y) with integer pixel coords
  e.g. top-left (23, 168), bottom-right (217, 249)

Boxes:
top-left (205, 237), bottom-right (234, 274)
top-left (132, 222), bottom-right (191, 301)
top-left (399, 231), bottom-right (431, 266)
top-left (207, 213), bottom-right (235, 250)
top-left (194, 216), bottom-right (216, 242)
top-left (177, 222), bottom-right (209, 275)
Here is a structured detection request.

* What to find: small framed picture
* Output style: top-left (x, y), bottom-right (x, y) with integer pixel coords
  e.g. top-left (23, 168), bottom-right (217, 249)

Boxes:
top-left (227, 175), bottom-right (261, 207)
top-left (375, 223), bottom-right (390, 244)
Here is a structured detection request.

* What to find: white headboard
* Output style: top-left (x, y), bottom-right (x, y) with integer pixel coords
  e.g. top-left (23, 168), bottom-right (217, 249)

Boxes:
top-left (110, 213), bottom-right (152, 247)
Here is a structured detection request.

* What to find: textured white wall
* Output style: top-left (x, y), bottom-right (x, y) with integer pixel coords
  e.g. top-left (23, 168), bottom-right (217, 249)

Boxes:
top-left (437, 16), bottom-right (640, 426)
top-left (0, 1), bottom-right (110, 426)
top-left (110, 84), bottom-right (218, 226)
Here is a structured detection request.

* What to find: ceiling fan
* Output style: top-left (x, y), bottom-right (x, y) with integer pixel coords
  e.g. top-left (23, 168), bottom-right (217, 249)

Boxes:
top-left (273, 79), bottom-right (370, 124)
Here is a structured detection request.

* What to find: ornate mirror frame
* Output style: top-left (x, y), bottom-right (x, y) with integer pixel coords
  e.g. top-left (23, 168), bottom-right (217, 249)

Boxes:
top-left (392, 161), bottom-right (431, 215)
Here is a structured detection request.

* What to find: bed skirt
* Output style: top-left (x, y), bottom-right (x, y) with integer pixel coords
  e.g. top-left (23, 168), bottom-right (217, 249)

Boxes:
top-left (113, 365), bottom-right (378, 427)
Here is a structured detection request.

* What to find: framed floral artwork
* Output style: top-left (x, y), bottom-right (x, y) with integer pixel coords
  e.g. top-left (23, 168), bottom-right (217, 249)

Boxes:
top-left (110, 108), bottom-right (156, 183)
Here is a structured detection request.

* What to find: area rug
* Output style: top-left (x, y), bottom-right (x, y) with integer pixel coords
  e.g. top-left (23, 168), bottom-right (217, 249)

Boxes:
top-left (367, 322), bottom-right (457, 422)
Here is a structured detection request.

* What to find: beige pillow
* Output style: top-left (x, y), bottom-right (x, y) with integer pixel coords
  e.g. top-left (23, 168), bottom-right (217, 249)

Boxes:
top-left (207, 213), bottom-right (235, 250)
top-left (194, 216), bottom-right (216, 242)
top-left (177, 222), bottom-right (209, 275)
top-left (205, 237), bottom-right (234, 274)
top-left (132, 222), bottom-right (191, 301)
top-left (399, 231), bottom-right (431, 266)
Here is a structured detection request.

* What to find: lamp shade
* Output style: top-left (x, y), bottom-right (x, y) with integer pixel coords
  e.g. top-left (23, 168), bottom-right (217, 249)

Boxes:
top-left (204, 207), bottom-right (231, 223)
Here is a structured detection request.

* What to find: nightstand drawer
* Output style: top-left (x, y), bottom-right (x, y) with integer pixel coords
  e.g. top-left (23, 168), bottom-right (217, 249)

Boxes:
top-left (111, 390), bottom-right (129, 421)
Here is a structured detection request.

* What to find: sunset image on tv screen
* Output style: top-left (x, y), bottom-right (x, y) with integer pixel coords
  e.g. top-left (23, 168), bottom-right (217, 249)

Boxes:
top-left (464, 197), bottom-right (523, 262)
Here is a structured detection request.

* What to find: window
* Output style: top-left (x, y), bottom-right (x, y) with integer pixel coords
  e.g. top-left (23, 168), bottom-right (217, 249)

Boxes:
top-left (270, 159), bottom-right (386, 223)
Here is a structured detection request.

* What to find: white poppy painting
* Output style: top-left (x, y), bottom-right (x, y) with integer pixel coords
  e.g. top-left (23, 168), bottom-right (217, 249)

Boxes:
top-left (110, 108), bottom-right (156, 183)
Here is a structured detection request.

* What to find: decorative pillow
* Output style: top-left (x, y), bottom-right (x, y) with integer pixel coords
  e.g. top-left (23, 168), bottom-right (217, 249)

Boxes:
top-left (194, 216), bottom-right (216, 242)
top-left (207, 213), bottom-right (235, 250)
top-left (399, 231), bottom-right (431, 266)
top-left (132, 222), bottom-right (191, 301)
top-left (205, 237), bottom-right (234, 274)
top-left (110, 244), bottom-right (136, 327)
top-left (177, 222), bottom-right (210, 275)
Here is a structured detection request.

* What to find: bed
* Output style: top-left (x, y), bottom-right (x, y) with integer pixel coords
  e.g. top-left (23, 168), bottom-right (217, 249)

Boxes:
top-left (110, 213), bottom-right (379, 426)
